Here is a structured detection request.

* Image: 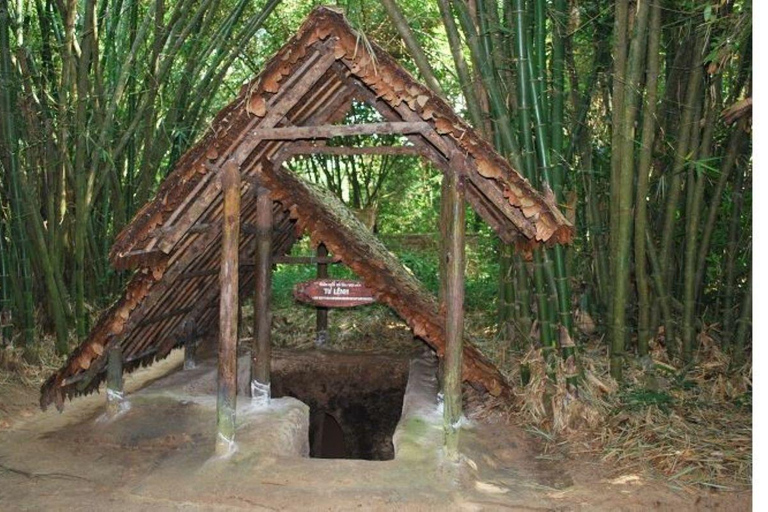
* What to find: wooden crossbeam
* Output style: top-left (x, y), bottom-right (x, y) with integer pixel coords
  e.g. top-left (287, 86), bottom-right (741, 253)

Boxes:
top-left (273, 255), bottom-right (339, 265)
top-left (249, 121), bottom-right (429, 140)
top-left (287, 144), bottom-right (421, 156)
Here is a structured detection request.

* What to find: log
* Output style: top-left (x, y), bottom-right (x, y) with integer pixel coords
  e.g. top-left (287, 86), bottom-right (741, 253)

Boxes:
top-left (442, 171), bottom-right (466, 461)
top-left (251, 187), bottom-right (273, 403)
top-left (249, 121), bottom-right (429, 140)
top-left (287, 143), bottom-right (421, 156)
top-left (216, 161), bottom-right (240, 456)
top-left (273, 255), bottom-right (339, 265)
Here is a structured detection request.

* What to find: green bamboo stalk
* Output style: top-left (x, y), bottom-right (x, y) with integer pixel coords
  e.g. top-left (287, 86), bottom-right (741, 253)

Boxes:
top-left (609, 0), bottom-right (629, 300)
top-left (514, 255), bottom-right (533, 344)
top-left (634, 0), bottom-right (662, 356)
top-left (522, 3), bottom-right (574, 372)
top-left (550, 0), bottom-right (566, 198)
top-left (681, 86), bottom-right (719, 361)
top-left (72, 0), bottom-right (98, 339)
top-left (732, 269), bottom-right (752, 365)
top-left (0, 215), bottom-right (11, 342)
top-left (436, 0), bottom-right (484, 131)
top-left (380, 0), bottom-right (443, 94)
top-left (658, 32), bottom-right (706, 291)
top-left (0, 0), bottom-right (36, 348)
top-left (646, 229), bottom-right (674, 355)
top-left (694, 125), bottom-right (744, 301)
top-left (722, 165), bottom-right (747, 347)
top-left (451, 0), bottom-right (522, 166)
top-left (511, 0), bottom-right (556, 360)
top-left (532, 0), bottom-right (548, 129)
top-left (610, 0), bottom-right (650, 378)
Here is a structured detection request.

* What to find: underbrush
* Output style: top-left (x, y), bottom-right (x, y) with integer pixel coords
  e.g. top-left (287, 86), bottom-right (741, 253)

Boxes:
top-left (478, 332), bottom-right (752, 492)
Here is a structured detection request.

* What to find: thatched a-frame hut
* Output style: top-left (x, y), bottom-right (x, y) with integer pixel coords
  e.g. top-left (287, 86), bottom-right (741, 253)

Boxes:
top-left (41, 6), bottom-right (572, 412)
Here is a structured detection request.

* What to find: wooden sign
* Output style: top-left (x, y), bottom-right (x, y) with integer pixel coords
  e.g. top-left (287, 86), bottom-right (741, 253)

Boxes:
top-left (293, 279), bottom-right (376, 308)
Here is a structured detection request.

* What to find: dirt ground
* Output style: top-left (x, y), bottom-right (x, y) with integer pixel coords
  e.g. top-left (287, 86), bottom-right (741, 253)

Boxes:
top-left (0, 349), bottom-right (751, 511)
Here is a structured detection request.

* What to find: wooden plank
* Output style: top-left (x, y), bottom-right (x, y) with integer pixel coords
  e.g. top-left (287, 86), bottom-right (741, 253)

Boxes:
top-left (287, 144), bottom-right (421, 156)
top-left (248, 121), bottom-right (429, 140)
top-left (294, 279), bottom-right (376, 308)
top-left (216, 161), bottom-right (241, 456)
top-left (251, 187), bottom-right (273, 402)
top-left (273, 255), bottom-right (339, 265)
top-left (442, 171), bottom-right (466, 461)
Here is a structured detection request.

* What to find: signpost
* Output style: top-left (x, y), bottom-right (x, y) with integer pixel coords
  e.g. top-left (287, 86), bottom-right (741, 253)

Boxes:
top-left (294, 279), bottom-right (376, 308)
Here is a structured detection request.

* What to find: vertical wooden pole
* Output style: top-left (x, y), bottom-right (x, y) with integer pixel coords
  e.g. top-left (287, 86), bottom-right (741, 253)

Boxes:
top-left (106, 345), bottom-right (124, 417)
top-left (442, 171), bottom-right (466, 461)
top-left (315, 243), bottom-right (329, 346)
top-left (438, 174), bottom-right (450, 304)
top-left (251, 187), bottom-right (273, 402)
top-left (216, 161), bottom-right (240, 456)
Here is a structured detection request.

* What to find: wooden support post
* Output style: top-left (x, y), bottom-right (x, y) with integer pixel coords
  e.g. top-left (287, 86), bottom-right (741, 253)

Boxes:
top-left (106, 346), bottom-right (124, 417)
top-left (216, 161), bottom-right (240, 456)
top-left (442, 171), bottom-right (466, 461)
top-left (315, 243), bottom-right (329, 346)
top-left (251, 187), bottom-right (273, 403)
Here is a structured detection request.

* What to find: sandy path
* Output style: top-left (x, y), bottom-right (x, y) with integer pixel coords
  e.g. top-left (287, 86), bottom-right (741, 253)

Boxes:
top-left (0, 350), bottom-right (750, 511)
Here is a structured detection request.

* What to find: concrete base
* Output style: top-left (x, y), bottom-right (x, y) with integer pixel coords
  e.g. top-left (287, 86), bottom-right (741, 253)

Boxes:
top-left (392, 350), bottom-right (443, 462)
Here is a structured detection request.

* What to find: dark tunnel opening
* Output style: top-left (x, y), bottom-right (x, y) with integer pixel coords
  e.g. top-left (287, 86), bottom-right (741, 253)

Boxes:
top-left (271, 351), bottom-right (409, 460)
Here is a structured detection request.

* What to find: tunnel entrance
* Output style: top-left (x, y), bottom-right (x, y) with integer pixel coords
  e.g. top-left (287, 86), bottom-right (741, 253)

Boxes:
top-left (270, 350), bottom-right (410, 460)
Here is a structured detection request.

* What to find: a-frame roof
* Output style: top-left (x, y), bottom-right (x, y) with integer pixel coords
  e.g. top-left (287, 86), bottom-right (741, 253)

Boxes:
top-left (40, 6), bottom-right (572, 410)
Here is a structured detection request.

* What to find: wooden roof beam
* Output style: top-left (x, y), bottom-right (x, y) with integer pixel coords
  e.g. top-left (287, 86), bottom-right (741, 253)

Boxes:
top-left (287, 144), bottom-right (422, 156)
top-left (248, 121), bottom-right (429, 140)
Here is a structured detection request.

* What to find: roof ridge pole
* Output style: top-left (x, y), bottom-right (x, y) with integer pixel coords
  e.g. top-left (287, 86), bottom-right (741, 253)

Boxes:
top-left (216, 161), bottom-right (241, 457)
top-left (442, 170), bottom-right (466, 462)
top-left (251, 184), bottom-right (273, 404)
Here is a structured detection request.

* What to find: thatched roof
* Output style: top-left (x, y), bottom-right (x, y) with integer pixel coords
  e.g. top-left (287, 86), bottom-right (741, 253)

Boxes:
top-left (41, 6), bottom-right (572, 410)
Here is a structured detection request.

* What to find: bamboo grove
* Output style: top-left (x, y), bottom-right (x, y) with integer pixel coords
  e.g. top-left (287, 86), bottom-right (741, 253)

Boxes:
top-left (0, 0), bottom-right (752, 383)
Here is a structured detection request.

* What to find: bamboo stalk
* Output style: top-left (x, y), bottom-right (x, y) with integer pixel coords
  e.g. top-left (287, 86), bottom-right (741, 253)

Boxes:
top-left (694, 127), bottom-right (743, 301)
top-left (0, 0), bottom-right (36, 349)
top-left (380, 0), bottom-right (443, 95)
top-left (610, 0), bottom-right (650, 378)
top-left (634, 1), bottom-right (662, 356)
top-left (732, 269), bottom-right (752, 365)
top-left (681, 85), bottom-right (718, 361)
top-left (435, 0), bottom-right (478, 127)
top-left (722, 164), bottom-right (747, 347)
